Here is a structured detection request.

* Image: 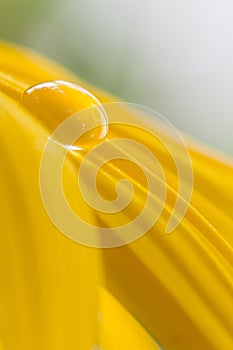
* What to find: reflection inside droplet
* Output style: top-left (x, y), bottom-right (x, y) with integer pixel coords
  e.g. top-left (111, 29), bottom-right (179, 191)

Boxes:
top-left (22, 80), bottom-right (108, 149)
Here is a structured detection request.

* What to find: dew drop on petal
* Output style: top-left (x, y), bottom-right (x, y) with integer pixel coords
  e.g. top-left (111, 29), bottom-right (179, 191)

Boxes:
top-left (22, 80), bottom-right (108, 149)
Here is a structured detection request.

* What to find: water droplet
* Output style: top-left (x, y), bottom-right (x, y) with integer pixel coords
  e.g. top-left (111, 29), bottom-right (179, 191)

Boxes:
top-left (22, 80), bottom-right (108, 149)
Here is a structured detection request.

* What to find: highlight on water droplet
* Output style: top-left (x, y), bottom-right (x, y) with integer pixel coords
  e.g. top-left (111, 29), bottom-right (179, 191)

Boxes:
top-left (22, 80), bottom-right (108, 149)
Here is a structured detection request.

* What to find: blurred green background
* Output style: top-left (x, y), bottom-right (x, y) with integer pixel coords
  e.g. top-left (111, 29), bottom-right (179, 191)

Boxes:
top-left (0, 0), bottom-right (232, 155)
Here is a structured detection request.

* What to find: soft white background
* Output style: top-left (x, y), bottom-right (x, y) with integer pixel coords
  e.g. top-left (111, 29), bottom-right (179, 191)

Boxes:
top-left (1, 0), bottom-right (233, 155)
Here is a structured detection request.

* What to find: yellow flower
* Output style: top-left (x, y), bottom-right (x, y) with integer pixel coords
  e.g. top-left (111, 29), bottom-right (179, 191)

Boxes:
top-left (0, 41), bottom-right (232, 350)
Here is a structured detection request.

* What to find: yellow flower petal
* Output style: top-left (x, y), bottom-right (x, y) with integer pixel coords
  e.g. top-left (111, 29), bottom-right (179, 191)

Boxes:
top-left (0, 41), bottom-right (232, 350)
